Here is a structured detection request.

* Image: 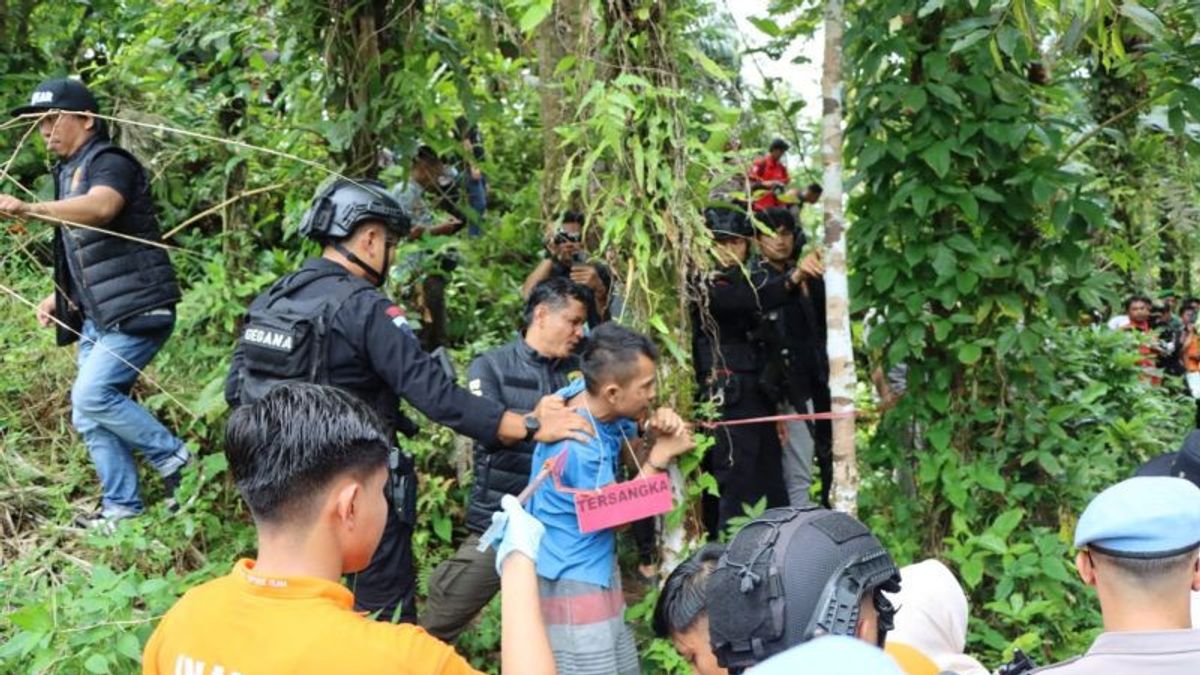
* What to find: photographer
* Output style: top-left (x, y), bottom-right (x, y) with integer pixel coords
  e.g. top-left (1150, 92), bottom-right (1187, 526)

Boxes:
top-left (521, 211), bottom-right (613, 327)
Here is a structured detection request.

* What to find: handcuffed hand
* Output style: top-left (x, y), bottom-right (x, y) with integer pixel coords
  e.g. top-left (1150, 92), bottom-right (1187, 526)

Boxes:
top-left (493, 494), bottom-right (545, 576)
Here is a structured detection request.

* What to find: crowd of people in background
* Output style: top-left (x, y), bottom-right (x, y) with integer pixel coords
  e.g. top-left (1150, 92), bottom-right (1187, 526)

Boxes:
top-left (1107, 292), bottom-right (1200, 424)
top-left (4, 77), bottom-right (1199, 674)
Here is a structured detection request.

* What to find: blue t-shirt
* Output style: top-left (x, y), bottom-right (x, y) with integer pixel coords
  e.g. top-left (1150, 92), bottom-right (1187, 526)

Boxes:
top-left (527, 378), bottom-right (639, 588)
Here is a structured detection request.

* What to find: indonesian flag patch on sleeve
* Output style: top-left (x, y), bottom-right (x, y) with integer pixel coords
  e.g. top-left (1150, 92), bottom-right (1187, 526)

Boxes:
top-left (385, 304), bottom-right (408, 328)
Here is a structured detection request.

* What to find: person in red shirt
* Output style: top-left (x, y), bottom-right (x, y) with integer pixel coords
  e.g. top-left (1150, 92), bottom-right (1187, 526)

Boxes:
top-left (748, 138), bottom-right (790, 211)
top-left (1121, 295), bottom-right (1163, 385)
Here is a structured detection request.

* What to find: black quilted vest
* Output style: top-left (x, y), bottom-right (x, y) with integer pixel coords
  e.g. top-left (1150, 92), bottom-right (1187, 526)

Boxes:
top-left (52, 136), bottom-right (180, 345)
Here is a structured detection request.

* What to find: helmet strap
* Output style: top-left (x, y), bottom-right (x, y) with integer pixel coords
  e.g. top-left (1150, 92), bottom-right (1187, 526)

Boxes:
top-left (333, 242), bottom-right (385, 287)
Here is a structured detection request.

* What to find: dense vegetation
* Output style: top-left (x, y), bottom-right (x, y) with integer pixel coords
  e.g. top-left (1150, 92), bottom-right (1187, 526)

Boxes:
top-left (2, 1), bottom-right (1199, 673)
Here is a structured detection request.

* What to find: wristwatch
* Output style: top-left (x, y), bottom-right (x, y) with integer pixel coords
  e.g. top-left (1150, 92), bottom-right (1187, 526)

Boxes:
top-left (523, 413), bottom-right (541, 442)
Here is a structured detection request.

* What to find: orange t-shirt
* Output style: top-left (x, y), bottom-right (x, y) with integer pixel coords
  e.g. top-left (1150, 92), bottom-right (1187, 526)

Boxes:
top-left (142, 559), bottom-right (481, 675)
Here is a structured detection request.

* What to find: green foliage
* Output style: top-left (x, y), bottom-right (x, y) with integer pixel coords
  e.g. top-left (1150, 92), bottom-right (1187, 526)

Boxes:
top-left (846, 0), bottom-right (1199, 665)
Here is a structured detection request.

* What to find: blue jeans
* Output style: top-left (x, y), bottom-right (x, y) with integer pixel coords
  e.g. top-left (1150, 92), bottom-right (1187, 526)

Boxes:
top-left (72, 319), bottom-right (189, 517)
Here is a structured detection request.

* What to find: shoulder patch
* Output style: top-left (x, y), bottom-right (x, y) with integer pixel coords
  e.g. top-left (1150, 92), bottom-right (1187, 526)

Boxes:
top-left (384, 304), bottom-right (408, 328)
top-left (567, 370), bottom-right (583, 382)
top-left (468, 378), bottom-right (483, 396)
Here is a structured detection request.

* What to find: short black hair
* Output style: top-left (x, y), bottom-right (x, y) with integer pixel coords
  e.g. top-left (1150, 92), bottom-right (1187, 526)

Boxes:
top-left (806, 182), bottom-right (823, 196)
top-left (754, 207), bottom-right (796, 233)
top-left (769, 138), bottom-right (789, 152)
top-left (1093, 549), bottom-right (1199, 587)
top-left (1126, 295), bottom-right (1152, 311)
top-left (414, 145), bottom-right (441, 166)
top-left (224, 383), bottom-right (390, 525)
top-left (580, 322), bottom-right (659, 395)
top-left (560, 210), bottom-right (586, 228)
top-left (653, 543), bottom-right (726, 638)
top-left (522, 277), bottom-right (591, 334)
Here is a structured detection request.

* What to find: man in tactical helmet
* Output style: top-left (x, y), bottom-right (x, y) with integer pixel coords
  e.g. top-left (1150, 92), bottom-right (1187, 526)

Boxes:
top-left (691, 206), bottom-right (789, 539)
top-left (706, 506), bottom-right (936, 674)
top-left (225, 179), bottom-right (593, 623)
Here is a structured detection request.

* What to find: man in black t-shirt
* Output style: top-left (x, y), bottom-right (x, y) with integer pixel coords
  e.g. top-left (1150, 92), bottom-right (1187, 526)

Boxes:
top-left (0, 79), bottom-right (185, 531)
top-left (521, 211), bottom-right (615, 328)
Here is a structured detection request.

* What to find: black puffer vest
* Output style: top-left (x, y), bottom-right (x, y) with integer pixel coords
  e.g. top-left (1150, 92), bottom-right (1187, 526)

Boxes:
top-left (52, 136), bottom-right (180, 345)
top-left (466, 339), bottom-right (578, 533)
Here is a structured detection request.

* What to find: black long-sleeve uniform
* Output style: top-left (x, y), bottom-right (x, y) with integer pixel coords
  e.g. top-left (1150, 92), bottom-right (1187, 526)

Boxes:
top-left (226, 257), bottom-right (505, 622)
top-left (691, 263), bottom-right (791, 538)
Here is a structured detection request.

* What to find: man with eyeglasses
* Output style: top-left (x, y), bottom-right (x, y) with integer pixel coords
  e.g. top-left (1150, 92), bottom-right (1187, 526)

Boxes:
top-left (521, 211), bottom-right (614, 327)
top-left (0, 78), bottom-right (186, 532)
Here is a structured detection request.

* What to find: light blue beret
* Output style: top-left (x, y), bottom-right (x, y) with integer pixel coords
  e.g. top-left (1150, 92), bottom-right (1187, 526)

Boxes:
top-left (1074, 477), bottom-right (1200, 556)
top-left (748, 635), bottom-right (903, 675)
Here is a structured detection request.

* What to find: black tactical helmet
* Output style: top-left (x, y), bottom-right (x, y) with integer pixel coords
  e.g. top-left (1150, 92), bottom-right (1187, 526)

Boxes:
top-left (704, 206), bottom-right (754, 240)
top-left (707, 507), bottom-right (901, 670)
top-left (298, 178), bottom-right (410, 243)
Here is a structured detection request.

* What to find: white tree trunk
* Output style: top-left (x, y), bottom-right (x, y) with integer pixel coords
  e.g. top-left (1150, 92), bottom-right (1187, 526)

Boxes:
top-left (820, 0), bottom-right (859, 515)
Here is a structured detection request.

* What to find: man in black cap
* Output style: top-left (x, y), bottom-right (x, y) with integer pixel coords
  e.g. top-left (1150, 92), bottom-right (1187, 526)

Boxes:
top-left (0, 78), bottom-right (186, 530)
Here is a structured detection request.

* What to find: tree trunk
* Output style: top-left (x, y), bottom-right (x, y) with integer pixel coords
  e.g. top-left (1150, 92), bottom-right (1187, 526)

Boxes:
top-left (537, 0), bottom-right (591, 221)
top-left (820, 0), bottom-right (858, 515)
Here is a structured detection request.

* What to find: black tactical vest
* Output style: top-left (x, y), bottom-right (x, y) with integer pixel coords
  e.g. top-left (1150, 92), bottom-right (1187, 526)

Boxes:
top-left (52, 136), bottom-right (180, 345)
top-left (232, 268), bottom-right (375, 405)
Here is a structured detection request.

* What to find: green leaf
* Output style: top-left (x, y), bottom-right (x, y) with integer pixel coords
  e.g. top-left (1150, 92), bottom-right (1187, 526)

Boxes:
top-left (84, 654), bottom-right (110, 674)
top-left (972, 185), bottom-right (1004, 203)
top-left (902, 86), bottom-right (928, 113)
top-left (931, 245), bottom-right (957, 278)
top-left (976, 532), bottom-right (1008, 554)
top-left (945, 234), bottom-right (977, 254)
top-left (747, 16), bottom-right (782, 37)
top-left (518, 0), bottom-right (553, 33)
top-left (918, 0), bottom-right (944, 18)
top-left (961, 556), bottom-right (984, 587)
top-left (553, 55), bottom-right (577, 76)
top-left (7, 603), bottom-right (52, 633)
top-left (950, 29), bottom-right (989, 54)
top-left (928, 423), bottom-right (952, 452)
top-left (956, 271), bottom-right (979, 293)
top-left (920, 142), bottom-right (951, 178)
top-left (874, 266), bottom-right (899, 292)
top-left (116, 633), bottom-right (142, 661)
top-left (1119, 2), bottom-right (1165, 39)
top-left (688, 48), bottom-right (730, 81)
top-left (958, 342), bottom-right (983, 365)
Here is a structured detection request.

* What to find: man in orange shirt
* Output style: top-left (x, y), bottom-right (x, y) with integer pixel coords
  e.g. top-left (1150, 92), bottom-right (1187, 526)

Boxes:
top-left (143, 383), bottom-right (556, 675)
top-left (748, 138), bottom-right (790, 211)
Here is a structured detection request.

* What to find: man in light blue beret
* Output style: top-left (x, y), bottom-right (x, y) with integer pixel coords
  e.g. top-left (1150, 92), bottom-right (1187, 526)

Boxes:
top-left (1034, 476), bottom-right (1200, 674)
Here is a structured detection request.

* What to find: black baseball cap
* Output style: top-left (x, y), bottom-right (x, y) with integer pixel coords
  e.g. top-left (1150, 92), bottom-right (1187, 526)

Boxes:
top-left (11, 78), bottom-right (100, 117)
top-left (1136, 429), bottom-right (1200, 487)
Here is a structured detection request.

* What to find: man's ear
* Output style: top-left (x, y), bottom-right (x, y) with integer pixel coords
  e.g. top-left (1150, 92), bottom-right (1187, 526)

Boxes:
top-left (1076, 550), bottom-right (1097, 587)
top-left (332, 480), bottom-right (362, 530)
top-left (1190, 552), bottom-right (1200, 592)
top-left (81, 114), bottom-right (95, 131)
top-left (602, 381), bottom-right (622, 406)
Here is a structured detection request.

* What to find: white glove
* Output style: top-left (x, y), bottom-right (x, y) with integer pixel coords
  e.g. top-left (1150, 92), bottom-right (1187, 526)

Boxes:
top-left (492, 494), bottom-right (545, 576)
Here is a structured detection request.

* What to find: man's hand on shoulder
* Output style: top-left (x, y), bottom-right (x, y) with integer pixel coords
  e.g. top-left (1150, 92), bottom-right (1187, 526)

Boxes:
top-left (531, 395), bottom-right (593, 444)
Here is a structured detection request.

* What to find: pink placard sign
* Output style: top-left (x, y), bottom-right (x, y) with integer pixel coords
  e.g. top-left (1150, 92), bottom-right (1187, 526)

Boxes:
top-left (574, 473), bottom-right (673, 534)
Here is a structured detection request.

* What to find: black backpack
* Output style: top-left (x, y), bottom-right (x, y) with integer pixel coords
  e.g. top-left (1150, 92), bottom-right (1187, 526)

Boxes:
top-left (233, 269), bottom-right (373, 405)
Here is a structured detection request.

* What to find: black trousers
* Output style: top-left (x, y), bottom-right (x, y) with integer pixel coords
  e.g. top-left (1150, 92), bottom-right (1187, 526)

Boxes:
top-left (345, 504), bottom-right (417, 623)
top-left (702, 379), bottom-right (789, 540)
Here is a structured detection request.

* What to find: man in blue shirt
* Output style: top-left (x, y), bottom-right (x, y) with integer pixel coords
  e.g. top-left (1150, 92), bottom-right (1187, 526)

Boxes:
top-left (527, 322), bottom-right (695, 675)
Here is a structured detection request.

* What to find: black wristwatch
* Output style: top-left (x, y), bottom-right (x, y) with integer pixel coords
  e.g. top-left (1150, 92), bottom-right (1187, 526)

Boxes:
top-left (523, 413), bottom-right (541, 442)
